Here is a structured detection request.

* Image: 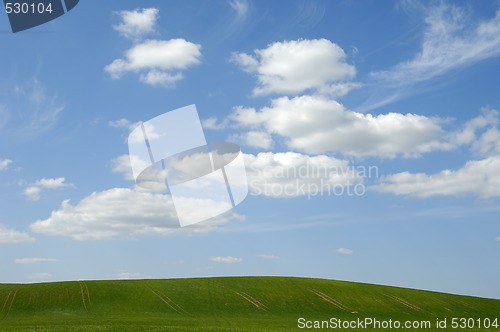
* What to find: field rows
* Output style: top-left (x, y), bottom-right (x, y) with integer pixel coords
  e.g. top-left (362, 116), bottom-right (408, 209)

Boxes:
top-left (0, 277), bottom-right (498, 331)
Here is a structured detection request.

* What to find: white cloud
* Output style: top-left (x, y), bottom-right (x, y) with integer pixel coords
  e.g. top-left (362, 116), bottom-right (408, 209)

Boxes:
top-left (451, 109), bottom-right (499, 146)
top-left (15, 258), bottom-right (57, 264)
top-left (202, 117), bottom-right (228, 130)
top-left (231, 52), bottom-right (258, 72)
top-left (113, 8), bottom-right (159, 40)
top-left (231, 95), bottom-right (450, 158)
top-left (23, 177), bottom-right (73, 201)
top-left (35, 178), bottom-right (69, 189)
top-left (30, 188), bottom-right (244, 240)
top-left (105, 39), bottom-right (202, 87)
top-left (374, 156), bottom-right (500, 198)
top-left (318, 82), bottom-right (363, 98)
top-left (244, 152), bottom-right (363, 198)
top-left (109, 118), bottom-right (140, 130)
top-left (109, 118), bottom-right (144, 149)
top-left (128, 122), bottom-right (161, 144)
top-left (450, 109), bottom-right (500, 157)
top-left (112, 152), bottom-right (208, 188)
top-left (0, 224), bottom-right (35, 244)
top-left (365, 4), bottom-right (500, 110)
top-left (113, 150), bottom-right (364, 199)
top-left (24, 186), bottom-right (42, 201)
top-left (112, 155), bottom-right (138, 181)
top-left (336, 248), bottom-right (353, 255)
top-left (210, 256), bottom-right (242, 264)
top-left (376, 4), bottom-right (500, 84)
top-left (471, 128), bottom-right (500, 157)
top-left (230, 131), bottom-right (273, 149)
top-left (229, 0), bottom-right (249, 21)
top-left (256, 254), bottom-right (279, 260)
top-left (27, 273), bottom-right (52, 280)
top-left (140, 70), bottom-right (183, 86)
top-left (231, 39), bottom-right (356, 96)
top-left (0, 159), bottom-right (12, 170)
top-left (496, 236), bottom-right (500, 241)
top-left (109, 118), bottom-right (130, 128)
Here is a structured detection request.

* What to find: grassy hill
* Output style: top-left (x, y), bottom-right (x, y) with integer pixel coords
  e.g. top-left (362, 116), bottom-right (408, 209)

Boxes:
top-left (0, 277), bottom-right (499, 331)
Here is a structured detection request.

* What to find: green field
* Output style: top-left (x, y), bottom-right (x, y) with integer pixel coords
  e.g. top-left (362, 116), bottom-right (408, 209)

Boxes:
top-left (0, 277), bottom-right (498, 331)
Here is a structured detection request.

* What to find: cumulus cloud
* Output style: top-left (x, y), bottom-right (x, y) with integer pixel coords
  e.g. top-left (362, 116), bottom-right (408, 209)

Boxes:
top-left (112, 147), bottom-right (369, 199)
top-left (112, 155), bottom-right (137, 181)
top-left (109, 118), bottom-right (131, 128)
top-left (336, 248), bottom-right (353, 255)
top-left (447, 109), bottom-right (500, 157)
top-left (230, 131), bottom-right (273, 149)
top-left (452, 109), bottom-right (499, 146)
top-left (15, 258), bottom-right (57, 264)
top-left (374, 156), bottom-right (500, 198)
top-left (496, 236), bottom-right (500, 241)
top-left (0, 225), bottom-right (35, 243)
top-left (471, 128), bottom-right (500, 157)
top-left (202, 117), bottom-right (228, 130)
top-left (0, 159), bottom-right (12, 170)
top-left (244, 152), bottom-right (364, 198)
top-left (109, 118), bottom-right (140, 130)
top-left (370, 109), bottom-right (500, 199)
top-left (35, 178), bottom-right (70, 189)
top-left (23, 177), bottom-right (72, 201)
top-left (112, 150), bottom-right (363, 199)
top-left (112, 150), bottom-right (222, 191)
top-left (113, 8), bottom-right (159, 40)
top-left (23, 186), bottom-right (42, 201)
top-left (231, 39), bottom-right (356, 96)
top-left (140, 70), bottom-right (183, 86)
top-left (231, 95), bottom-right (450, 158)
top-left (210, 256), bottom-right (242, 264)
top-left (105, 39), bottom-right (202, 87)
top-left (30, 188), bottom-right (244, 240)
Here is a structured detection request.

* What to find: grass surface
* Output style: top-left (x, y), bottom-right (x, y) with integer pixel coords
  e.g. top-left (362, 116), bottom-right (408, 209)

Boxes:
top-left (0, 277), bottom-right (499, 331)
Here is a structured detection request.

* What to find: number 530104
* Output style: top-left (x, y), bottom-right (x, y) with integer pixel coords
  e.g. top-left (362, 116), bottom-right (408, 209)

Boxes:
top-left (5, 2), bottom-right (54, 14)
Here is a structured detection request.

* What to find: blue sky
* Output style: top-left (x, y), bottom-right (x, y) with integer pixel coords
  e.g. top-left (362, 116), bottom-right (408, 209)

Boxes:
top-left (0, 0), bottom-right (499, 299)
